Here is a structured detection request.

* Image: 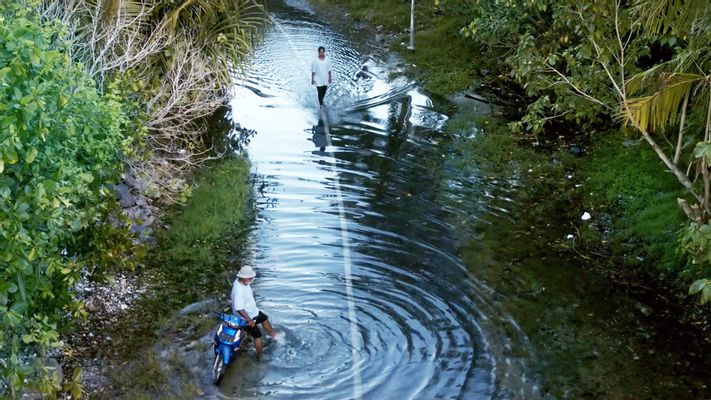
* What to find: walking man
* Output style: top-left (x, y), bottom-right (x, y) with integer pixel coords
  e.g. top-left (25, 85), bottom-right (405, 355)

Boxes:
top-left (231, 265), bottom-right (276, 359)
top-left (311, 46), bottom-right (332, 108)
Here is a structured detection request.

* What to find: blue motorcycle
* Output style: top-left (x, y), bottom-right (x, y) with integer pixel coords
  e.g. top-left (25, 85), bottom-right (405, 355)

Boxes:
top-left (212, 312), bottom-right (250, 385)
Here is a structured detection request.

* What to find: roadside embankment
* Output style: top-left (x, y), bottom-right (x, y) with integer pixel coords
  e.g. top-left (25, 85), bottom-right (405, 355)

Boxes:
top-left (68, 156), bottom-right (254, 399)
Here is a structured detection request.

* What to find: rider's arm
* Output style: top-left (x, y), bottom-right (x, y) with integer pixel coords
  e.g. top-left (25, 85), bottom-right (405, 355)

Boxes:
top-left (231, 282), bottom-right (255, 326)
top-left (230, 282), bottom-right (241, 314)
top-left (237, 309), bottom-right (255, 326)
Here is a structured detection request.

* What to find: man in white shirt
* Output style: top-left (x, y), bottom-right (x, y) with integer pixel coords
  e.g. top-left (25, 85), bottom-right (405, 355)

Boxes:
top-left (311, 46), bottom-right (332, 108)
top-left (231, 265), bottom-right (275, 358)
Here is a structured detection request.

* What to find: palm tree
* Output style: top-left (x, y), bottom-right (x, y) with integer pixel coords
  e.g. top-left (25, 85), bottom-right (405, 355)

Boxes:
top-left (620, 0), bottom-right (711, 301)
top-left (39, 0), bottom-right (268, 202)
top-left (621, 0), bottom-right (711, 219)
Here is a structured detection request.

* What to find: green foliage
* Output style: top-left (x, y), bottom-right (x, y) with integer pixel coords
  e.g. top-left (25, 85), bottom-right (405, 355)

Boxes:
top-left (61, 367), bottom-right (84, 399)
top-left (155, 0), bottom-right (266, 85)
top-left (681, 224), bottom-right (711, 268)
top-left (689, 278), bottom-right (711, 304)
top-left (585, 133), bottom-right (686, 272)
top-left (635, 0), bottom-right (710, 37)
top-left (624, 73), bottom-right (702, 139)
top-left (458, 0), bottom-right (648, 135)
top-left (453, 0), bottom-right (711, 303)
top-left (618, 2), bottom-right (711, 302)
top-left (0, 3), bottom-right (134, 396)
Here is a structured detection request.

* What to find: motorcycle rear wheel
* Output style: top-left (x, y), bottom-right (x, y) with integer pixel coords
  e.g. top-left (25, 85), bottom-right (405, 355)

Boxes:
top-left (212, 353), bottom-right (226, 385)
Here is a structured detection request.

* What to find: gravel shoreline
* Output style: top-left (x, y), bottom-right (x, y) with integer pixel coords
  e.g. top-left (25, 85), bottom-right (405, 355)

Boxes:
top-left (58, 271), bottom-right (148, 397)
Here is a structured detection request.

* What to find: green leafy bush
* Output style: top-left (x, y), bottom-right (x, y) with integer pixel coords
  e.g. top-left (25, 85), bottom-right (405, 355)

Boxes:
top-left (457, 0), bottom-right (654, 136)
top-left (0, 4), bottom-right (131, 396)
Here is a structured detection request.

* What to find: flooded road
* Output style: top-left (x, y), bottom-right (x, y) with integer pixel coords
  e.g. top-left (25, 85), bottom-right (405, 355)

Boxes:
top-left (218, 1), bottom-right (535, 398)
top-left (167, 0), bottom-right (711, 399)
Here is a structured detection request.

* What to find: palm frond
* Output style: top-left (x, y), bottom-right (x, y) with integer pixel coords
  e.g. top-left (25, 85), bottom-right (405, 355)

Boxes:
top-left (621, 72), bottom-right (703, 133)
top-left (82, 0), bottom-right (148, 25)
top-left (633, 0), bottom-right (711, 36)
top-left (156, 0), bottom-right (266, 83)
top-left (626, 61), bottom-right (672, 96)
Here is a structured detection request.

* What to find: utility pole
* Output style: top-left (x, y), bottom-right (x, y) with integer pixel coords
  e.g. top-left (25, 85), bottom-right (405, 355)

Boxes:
top-left (408, 0), bottom-right (415, 50)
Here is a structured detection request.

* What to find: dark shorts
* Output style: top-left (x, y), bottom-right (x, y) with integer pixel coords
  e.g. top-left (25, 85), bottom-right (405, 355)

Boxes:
top-left (245, 311), bottom-right (269, 339)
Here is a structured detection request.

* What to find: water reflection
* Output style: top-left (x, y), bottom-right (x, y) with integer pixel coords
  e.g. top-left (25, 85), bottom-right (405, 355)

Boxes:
top-left (311, 115), bottom-right (327, 153)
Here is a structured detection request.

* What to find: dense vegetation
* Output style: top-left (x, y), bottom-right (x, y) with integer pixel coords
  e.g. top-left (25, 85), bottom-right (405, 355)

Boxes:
top-left (40, 0), bottom-right (266, 203)
top-left (1, 1), bottom-right (266, 397)
top-left (449, 0), bottom-right (711, 302)
top-left (0, 4), bottom-right (134, 395)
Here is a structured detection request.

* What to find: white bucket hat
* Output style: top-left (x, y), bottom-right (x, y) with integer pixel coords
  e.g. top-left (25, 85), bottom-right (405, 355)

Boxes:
top-left (237, 265), bottom-right (256, 279)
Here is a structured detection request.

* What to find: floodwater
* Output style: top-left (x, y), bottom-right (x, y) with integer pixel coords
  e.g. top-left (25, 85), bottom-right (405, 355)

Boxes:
top-left (220, 1), bottom-right (532, 398)
top-left (175, 0), bottom-right (711, 399)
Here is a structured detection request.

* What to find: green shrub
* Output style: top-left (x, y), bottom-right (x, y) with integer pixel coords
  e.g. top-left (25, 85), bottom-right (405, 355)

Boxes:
top-left (0, 4), bottom-right (131, 396)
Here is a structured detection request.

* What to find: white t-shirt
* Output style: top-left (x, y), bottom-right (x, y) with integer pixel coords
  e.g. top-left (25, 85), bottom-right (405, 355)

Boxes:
top-left (231, 279), bottom-right (259, 318)
top-left (311, 56), bottom-right (332, 86)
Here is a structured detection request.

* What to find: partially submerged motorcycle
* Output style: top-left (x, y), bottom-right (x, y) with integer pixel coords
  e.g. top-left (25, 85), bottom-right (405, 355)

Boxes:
top-left (212, 312), bottom-right (250, 385)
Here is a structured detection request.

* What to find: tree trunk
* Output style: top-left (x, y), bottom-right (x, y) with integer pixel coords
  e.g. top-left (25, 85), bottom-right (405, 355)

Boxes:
top-left (640, 129), bottom-right (704, 206)
top-left (674, 92), bottom-right (690, 165)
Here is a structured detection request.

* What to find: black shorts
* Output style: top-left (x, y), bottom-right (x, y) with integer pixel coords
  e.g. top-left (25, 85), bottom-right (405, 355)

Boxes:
top-left (245, 311), bottom-right (268, 339)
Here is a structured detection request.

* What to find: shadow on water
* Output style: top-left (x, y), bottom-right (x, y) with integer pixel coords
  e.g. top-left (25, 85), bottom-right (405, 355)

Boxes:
top-left (140, 0), bottom-right (711, 399)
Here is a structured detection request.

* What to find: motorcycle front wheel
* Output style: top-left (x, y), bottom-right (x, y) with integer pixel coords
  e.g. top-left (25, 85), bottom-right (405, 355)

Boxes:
top-left (212, 353), bottom-right (226, 385)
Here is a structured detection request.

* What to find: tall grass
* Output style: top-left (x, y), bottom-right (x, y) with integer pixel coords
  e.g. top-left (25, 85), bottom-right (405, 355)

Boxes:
top-left (151, 156), bottom-right (254, 305)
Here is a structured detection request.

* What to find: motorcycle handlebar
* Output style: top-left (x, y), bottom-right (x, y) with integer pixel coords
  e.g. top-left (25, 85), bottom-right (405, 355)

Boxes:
top-left (213, 311), bottom-right (250, 327)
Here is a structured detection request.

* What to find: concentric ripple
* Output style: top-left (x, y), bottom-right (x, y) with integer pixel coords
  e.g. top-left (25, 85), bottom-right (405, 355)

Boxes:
top-left (211, 1), bottom-right (539, 399)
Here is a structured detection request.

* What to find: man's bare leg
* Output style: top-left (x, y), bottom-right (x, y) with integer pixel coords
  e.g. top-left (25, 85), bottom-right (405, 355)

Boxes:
top-left (255, 337), bottom-right (263, 357)
top-left (262, 320), bottom-right (275, 337)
